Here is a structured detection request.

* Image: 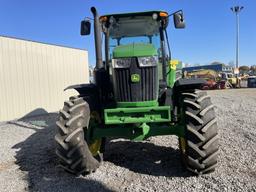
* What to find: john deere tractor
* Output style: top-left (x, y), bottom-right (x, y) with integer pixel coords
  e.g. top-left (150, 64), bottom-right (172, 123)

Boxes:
top-left (55, 7), bottom-right (219, 175)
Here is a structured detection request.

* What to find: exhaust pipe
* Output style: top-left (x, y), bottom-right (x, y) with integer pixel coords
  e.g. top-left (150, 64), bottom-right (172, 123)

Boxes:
top-left (91, 7), bottom-right (103, 69)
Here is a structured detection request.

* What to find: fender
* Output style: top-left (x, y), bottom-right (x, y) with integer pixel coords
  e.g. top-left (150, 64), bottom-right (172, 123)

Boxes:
top-left (161, 78), bottom-right (206, 106)
top-left (172, 78), bottom-right (206, 103)
top-left (172, 78), bottom-right (206, 102)
top-left (174, 78), bottom-right (206, 90)
top-left (64, 83), bottom-right (100, 111)
top-left (64, 83), bottom-right (98, 97)
top-left (171, 78), bottom-right (206, 121)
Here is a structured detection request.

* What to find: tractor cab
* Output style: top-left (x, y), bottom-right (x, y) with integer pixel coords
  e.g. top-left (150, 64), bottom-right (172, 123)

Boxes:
top-left (81, 9), bottom-right (185, 107)
top-left (103, 11), bottom-right (170, 105)
top-left (102, 11), bottom-right (169, 73)
top-left (103, 11), bottom-right (170, 92)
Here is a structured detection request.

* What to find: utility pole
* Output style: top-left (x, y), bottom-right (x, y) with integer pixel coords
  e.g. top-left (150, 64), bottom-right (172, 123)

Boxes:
top-left (231, 6), bottom-right (244, 70)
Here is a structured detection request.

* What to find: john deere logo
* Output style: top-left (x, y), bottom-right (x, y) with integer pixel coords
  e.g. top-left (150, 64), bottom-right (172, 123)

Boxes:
top-left (131, 74), bottom-right (140, 83)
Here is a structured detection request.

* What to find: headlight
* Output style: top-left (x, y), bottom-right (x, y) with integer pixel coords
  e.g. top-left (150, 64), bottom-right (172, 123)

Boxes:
top-left (138, 56), bottom-right (158, 67)
top-left (112, 58), bottom-right (131, 68)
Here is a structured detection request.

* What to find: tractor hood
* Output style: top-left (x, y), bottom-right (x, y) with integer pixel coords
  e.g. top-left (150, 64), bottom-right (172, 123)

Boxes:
top-left (113, 43), bottom-right (157, 58)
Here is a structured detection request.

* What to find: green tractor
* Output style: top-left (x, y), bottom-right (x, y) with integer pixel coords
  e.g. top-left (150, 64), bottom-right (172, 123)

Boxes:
top-left (55, 7), bottom-right (219, 175)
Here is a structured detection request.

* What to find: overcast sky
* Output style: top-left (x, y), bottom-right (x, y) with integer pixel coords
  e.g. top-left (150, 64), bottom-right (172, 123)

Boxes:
top-left (1, 0), bottom-right (255, 66)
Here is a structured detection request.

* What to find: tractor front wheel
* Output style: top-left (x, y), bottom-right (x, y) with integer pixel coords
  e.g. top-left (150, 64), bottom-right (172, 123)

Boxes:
top-left (55, 96), bottom-right (101, 175)
top-left (179, 89), bottom-right (219, 174)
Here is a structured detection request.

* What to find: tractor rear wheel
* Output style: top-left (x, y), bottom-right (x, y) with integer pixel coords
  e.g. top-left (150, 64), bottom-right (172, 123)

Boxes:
top-left (55, 96), bottom-right (101, 175)
top-left (178, 89), bottom-right (219, 174)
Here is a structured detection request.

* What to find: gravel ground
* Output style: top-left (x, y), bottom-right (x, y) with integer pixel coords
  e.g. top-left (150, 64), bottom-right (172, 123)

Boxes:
top-left (0, 89), bottom-right (256, 192)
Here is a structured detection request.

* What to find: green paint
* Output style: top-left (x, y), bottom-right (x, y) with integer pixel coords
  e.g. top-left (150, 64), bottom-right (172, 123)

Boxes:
top-left (132, 123), bottom-right (150, 141)
top-left (167, 67), bottom-right (176, 88)
top-left (117, 100), bottom-right (158, 108)
top-left (131, 74), bottom-right (140, 83)
top-left (141, 123), bottom-right (150, 135)
top-left (91, 122), bottom-right (185, 141)
top-left (113, 43), bottom-right (157, 58)
top-left (167, 60), bottom-right (182, 88)
top-left (104, 106), bottom-right (170, 124)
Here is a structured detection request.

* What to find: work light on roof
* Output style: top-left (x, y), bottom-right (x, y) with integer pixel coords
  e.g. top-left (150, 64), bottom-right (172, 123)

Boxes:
top-left (152, 13), bottom-right (158, 20)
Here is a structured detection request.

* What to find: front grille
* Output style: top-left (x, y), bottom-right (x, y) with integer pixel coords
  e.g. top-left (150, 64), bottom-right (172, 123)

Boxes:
top-left (112, 58), bottom-right (158, 102)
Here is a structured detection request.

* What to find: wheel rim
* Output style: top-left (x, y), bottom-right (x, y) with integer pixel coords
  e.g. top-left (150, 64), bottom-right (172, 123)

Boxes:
top-left (89, 139), bottom-right (102, 156)
top-left (180, 137), bottom-right (186, 154)
top-left (88, 111), bottom-right (102, 157)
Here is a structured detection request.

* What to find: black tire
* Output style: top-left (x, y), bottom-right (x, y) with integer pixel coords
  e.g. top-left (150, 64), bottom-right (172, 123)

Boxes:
top-left (178, 89), bottom-right (219, 175)
top-left (55, 96), bottom-right (101, 176)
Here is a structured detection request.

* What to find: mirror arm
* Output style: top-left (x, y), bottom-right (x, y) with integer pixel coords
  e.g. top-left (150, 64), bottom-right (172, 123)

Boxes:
top-left (168, 10), bottom-right (183, 18)
top-left (84, 16), bottom-right (94, 21)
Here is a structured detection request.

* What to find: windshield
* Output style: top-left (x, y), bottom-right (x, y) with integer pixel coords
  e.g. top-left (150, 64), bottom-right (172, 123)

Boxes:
top-left (109, 16), bottom-right (160, 38)
top-left (108, 15), bottom-right (161, 59)
top-left (109, 34), bottom-right (161, 59)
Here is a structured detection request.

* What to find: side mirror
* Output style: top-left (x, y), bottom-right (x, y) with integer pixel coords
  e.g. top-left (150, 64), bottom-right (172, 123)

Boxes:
top-left (80, 20), bottom-right (91, 35)
top-left (174, 12), bottom-right (185, 29)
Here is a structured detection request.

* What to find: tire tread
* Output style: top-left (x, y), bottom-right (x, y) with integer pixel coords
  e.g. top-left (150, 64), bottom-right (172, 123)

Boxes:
top-left (179, 89), bottom-right (219, 175)
top-left (55, 96), bottom-right (100, 176)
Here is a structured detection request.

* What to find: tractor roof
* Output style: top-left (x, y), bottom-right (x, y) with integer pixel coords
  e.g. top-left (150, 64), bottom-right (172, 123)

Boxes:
top-left (101, 10), bottom-right (168, 19)
top-left (100, 11), bottom-right (169, 35)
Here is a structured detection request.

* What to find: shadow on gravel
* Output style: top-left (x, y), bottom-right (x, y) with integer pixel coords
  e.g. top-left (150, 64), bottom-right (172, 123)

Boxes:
top-left (12, 113), bottom-right (113, 192)
top-left (104, 140), bottom-right (193, 178)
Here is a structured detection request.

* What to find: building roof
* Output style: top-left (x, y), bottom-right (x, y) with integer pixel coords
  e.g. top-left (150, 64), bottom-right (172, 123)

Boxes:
top-left (0, 35), bottom-right (87, 52)
top-left (183, 64), bottom-right (233, 72)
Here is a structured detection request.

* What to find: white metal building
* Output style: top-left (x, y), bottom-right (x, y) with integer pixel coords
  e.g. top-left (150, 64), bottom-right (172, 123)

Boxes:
top-left (0, 36), bottom-right (89, 121)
